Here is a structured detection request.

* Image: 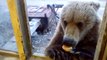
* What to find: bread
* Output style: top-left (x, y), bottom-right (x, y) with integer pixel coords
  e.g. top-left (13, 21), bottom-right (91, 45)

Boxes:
top-left (62, 45), bottom-right (72, 52)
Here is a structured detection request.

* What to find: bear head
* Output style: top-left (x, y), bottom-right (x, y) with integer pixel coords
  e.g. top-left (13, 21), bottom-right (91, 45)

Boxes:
top-left (60, 1), bottom-right (100, 48)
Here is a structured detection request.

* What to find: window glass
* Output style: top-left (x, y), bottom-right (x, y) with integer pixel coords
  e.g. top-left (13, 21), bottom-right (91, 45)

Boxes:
top-left (26, 0), bottom-right (106, 55)
top-left (0, 0), bottom-right (17, 52)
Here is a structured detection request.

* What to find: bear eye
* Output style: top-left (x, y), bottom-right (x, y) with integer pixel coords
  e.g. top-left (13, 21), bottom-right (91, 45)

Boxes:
top-left (76, 22), bottom-right (83, 29)
top-left (64, 21), bottom-right (67, 26)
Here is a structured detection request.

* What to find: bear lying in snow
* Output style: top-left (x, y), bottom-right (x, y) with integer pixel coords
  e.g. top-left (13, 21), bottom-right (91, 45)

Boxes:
top-left (45, 1), bottom-right (100, 60)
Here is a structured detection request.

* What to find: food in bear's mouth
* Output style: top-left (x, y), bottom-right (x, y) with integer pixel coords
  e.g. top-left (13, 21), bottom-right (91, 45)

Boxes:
top-left (62, 45), bottom-right (72, 52)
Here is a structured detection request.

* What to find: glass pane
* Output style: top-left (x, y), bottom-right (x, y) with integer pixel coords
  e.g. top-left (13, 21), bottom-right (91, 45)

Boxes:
top-left (26, 0), bottom-right (106, 56)
top-left (0, 0), bottom-right (17, 52)
top-left (26, 0), bottom-right (61, 55)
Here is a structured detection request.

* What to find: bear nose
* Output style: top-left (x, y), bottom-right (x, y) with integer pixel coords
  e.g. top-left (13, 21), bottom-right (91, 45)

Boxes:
top-left (62, 37), bottom-right (77, 47)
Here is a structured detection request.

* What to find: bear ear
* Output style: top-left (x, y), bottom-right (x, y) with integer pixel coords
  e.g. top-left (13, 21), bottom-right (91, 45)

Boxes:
top-left (89, 2), bottom-right (100, 11)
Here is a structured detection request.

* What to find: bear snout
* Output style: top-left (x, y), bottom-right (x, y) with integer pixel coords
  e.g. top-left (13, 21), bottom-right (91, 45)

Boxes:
top-left (62, 37), bottom-right (77, 47)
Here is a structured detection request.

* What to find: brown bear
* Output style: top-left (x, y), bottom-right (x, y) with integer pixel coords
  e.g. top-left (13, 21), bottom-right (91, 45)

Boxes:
top-left (45, 1), bottom-right (100, 60)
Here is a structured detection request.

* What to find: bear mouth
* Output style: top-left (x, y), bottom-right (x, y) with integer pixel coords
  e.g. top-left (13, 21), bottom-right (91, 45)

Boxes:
top-left (62, 37), bottom-right (77, 47)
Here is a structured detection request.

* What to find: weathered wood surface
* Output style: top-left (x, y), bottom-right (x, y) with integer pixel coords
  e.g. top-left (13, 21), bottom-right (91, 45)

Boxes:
top-left (16, 0), bottom-right (33, 59)
top-left (27, 6), bottom-right (52, 18)
top-left (7, 0), bottom-right (32, 60)
top-left (94, 2), bottom-right (107, 60)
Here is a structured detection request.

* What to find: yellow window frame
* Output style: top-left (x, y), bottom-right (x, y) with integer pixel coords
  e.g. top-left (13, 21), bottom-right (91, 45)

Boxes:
top-left (7, 0), bottom-right (32, 60)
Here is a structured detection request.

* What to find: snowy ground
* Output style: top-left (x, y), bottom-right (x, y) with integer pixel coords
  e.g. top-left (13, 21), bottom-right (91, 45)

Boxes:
top-left (0, 0), bottom-right (106, 55)
top-left (0, 0), bottom-right (15, 49)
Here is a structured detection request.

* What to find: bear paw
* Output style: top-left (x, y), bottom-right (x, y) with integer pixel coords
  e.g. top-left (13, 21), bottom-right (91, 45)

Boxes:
top-left (45, 45), bottom-right (73, 60)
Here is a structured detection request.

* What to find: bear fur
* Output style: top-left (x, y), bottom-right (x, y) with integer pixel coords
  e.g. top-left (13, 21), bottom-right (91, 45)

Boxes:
top-left (45, 1), bottom-right (100, 60)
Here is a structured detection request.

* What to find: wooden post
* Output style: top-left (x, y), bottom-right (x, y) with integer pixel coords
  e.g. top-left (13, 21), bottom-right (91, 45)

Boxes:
top-left (94, 2), bottom-right (107, 60)
top-left (7, 0), bottom-right (32, 60)
top-left (15, 0), bottom-right (32, 59)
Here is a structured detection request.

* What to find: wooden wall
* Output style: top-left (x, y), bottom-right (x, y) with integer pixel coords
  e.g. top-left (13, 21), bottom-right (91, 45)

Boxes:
top-left (94, 2), bottom-right (107, 60)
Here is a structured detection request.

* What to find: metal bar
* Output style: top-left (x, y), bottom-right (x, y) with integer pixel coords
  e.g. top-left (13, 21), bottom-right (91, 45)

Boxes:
top-left (7, 0), bottom-right (32, 60)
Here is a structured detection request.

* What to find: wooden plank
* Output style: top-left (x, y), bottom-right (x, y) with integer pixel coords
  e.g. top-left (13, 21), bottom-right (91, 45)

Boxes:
top-left (7, 0), bottom-right (26, 60)
top-left (94, 2), bottom-right (107, 60)
top-left (0, 55), bottom-right (19, 60)
top-left (31, 54), bottom-right (51, 60)
top-left (102, 43), bottom-right (107, 60)
top-left (0, 49), bottom-right (18, 57)
top-left (15, 0), bottom-right (32, 59)
top-left (7, 0), bottom-right (32, 60)
top-left (27, 6), bottom-right (52, 18)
